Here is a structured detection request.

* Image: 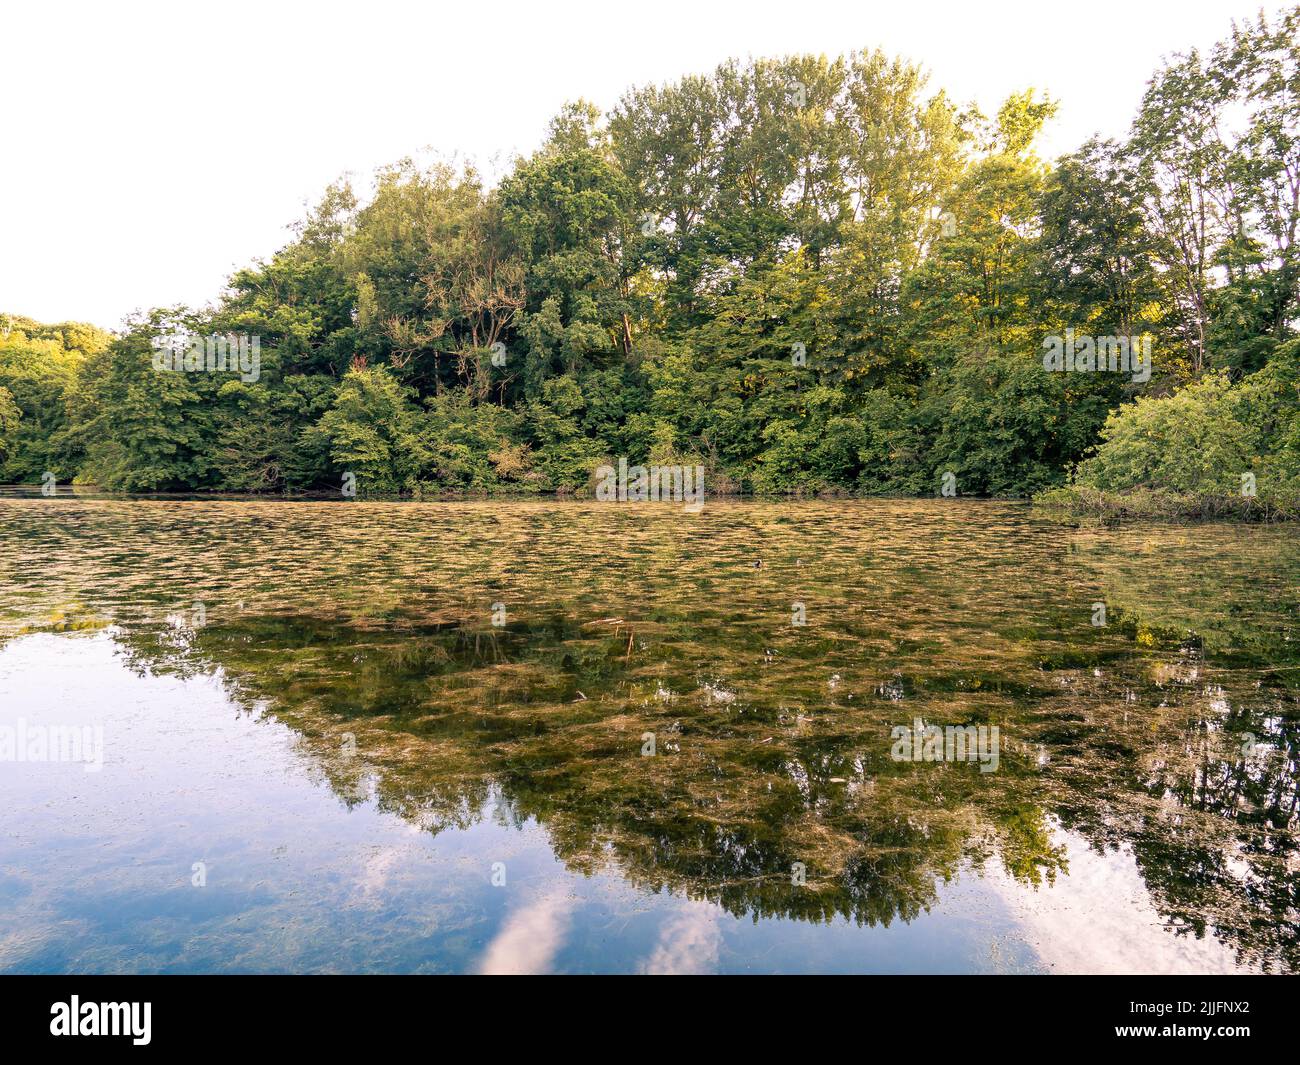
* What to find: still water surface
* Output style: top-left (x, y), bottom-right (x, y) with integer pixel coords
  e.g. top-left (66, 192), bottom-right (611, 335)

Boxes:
top-left (0, 499), bottom-right (1296, 973)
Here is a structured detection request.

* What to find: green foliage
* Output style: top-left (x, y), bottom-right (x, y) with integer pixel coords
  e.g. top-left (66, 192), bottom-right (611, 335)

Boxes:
top-left (0, 315), bottom-right (110, 481)
top-left (73, 312), bottom-right (224, 492)
top-left (3, 12), bottom-right (1297, 509)
top-left (0, 385), bottom-right (19, 468)
top-left (418, 392), bottom-right (536, 491)
top-left (523, 375), bottom-right (610, 489)
top-left (1076, 341), bottom-right (1300, 504)
top-left (308, 366), bottom-right (426, 494)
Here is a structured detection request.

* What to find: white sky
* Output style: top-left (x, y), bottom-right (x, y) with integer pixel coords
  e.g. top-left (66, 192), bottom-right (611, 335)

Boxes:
top-left (1, 0), bottom-right (1275, 330)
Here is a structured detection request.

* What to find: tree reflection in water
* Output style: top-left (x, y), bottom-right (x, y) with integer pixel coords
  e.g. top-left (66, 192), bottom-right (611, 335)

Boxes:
top-left (1, 498), bottom-right (1296, 970)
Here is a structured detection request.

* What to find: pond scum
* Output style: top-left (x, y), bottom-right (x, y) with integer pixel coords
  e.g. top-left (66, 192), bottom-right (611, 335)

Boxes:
top-left (1, 498), bottom-right (1297, 968)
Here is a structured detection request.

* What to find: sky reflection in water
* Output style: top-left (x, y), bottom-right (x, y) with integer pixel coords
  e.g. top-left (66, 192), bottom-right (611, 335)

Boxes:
top-left (0, 499), bottom-right (1296, 973)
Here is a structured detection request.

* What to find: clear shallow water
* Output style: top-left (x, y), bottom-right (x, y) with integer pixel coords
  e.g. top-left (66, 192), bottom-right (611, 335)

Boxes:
top-left (0, 499), bottom-right (1296, 973)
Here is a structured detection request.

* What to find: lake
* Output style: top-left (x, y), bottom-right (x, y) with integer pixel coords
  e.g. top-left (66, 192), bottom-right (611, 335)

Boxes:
top-left (0, 498), bottom-right (1296, 973)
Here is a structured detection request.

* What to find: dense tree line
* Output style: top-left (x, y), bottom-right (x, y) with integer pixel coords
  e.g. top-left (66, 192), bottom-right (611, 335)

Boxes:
top-left (2, 8), bottom-right (1297, 503)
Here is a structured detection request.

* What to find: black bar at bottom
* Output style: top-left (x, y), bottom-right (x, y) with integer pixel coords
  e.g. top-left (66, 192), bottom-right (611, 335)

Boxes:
top-left (0, 974), bottom-right (1289, 1051)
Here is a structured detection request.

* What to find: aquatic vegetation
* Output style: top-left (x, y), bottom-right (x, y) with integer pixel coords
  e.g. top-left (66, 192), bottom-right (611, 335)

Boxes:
top-left (1, 498), bottom-right (1297, 969)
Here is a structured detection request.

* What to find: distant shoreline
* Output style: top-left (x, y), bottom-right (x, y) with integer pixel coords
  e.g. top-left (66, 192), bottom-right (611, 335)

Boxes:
top-left (3, 484), bottom-right (1296, 523)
